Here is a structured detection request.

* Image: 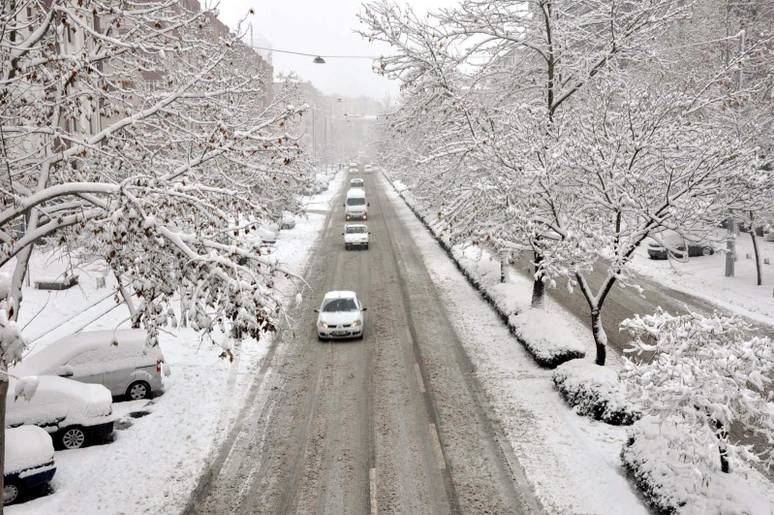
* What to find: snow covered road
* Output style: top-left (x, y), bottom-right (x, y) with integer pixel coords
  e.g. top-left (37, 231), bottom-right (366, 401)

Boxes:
top-left (190, 169), bottom-right (541, 514)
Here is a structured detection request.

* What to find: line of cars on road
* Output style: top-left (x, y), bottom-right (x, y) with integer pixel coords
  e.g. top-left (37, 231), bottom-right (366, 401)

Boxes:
top-left (4, 328), bottom-right (169, 505)
top-left (315, 163), bottom-right (374, 341)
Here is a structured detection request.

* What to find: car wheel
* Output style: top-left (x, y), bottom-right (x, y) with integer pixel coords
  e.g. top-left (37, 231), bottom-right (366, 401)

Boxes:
top-left (701, 246), bottom-right (713, 256)
top-left (3, 481), bottom-right (20, 505)
top-left (126, 381), bottom-right (151, 401)
top-left (60, 426), bottom-right (87, 450)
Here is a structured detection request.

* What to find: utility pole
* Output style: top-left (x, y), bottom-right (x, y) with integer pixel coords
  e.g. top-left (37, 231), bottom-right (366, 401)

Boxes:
top-left (725, 29), bottom-right (746, 278)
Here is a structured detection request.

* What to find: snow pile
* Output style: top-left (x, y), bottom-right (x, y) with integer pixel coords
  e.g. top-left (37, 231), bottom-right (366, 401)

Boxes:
top-left (552, 360), bottom-right (640, 425)
top-left (5, 426), bottom-right (55, 475)
top-left (621, 417), bottom-right (774, 515)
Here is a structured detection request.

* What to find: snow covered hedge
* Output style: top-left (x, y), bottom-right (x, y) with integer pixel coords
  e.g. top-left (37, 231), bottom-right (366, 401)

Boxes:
top-left (507, 309), bottom-right (586, 368)
top-left (384, 174), bottom-right (585, 368)
top-left (621, 417), bottom-right (774, 515)
top-left (552, 360), bottom-right (640, 425)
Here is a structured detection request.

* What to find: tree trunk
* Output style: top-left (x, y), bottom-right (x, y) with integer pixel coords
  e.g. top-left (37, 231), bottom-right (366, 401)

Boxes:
top-left (500, 251), bottom-right (508, 284)
top-left (0, 378), bottom-right (7, 505)
top-left (712, 418), bottom-right (731, 473)
top-left (531, 250), bottom-right (545, 308)
top-left (750, 224), bottom-right (762, 286)
top-left (590, 308), bottom-right (607, 366)
top-left (9, 243), bottom-right (33, 320)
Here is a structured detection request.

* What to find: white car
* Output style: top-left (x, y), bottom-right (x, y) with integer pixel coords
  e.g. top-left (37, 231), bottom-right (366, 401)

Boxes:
top-left (315, 291), bottom-right (367, 340)
top-left (7, 376), bottom-right (115, 450)
top-left (343, 224), bottom-right (369, 250)
top-left (12, 329), bottom-right (168, 400)
top-left (345, 188), bottom-right (368, 221)
top-left (350, 177), bottom-right (364, 188)
top-left (4, 426), bottom-right (56, 505)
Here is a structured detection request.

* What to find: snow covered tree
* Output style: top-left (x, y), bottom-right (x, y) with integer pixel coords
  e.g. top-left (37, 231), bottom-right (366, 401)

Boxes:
top-left (363, 0), bottom-right (696, 311)
top-left (620, 309), bottom-right (774, 474)
top-left (0, 0), bottom-right (309, 491)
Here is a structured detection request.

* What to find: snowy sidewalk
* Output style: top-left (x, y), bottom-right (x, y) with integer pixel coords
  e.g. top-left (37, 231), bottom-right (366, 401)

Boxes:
top-left (7, 171), bottom-right (346, 514)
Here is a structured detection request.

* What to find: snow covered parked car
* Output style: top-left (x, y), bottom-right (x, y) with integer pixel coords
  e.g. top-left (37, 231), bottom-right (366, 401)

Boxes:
top-left (12, 329), bottom-right (168, 400)
top-left (7, 376), bottom-right (115, 450)
top-left (343, 224), bottom-right (370, 250)
top-left (646, 231), bottom-right (715, 260)
top-left (280, 211), bottom-right (296, 230)
top-left (4, 426), bottom-right (56, 505)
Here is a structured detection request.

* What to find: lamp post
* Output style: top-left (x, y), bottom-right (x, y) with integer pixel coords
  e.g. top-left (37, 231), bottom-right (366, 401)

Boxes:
top-left (725, 29), bottom-right (746, 278)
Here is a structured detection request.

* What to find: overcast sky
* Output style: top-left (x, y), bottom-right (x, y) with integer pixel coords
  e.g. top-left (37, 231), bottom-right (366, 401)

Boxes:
top-left (215, 1), bottom-right (456, 101)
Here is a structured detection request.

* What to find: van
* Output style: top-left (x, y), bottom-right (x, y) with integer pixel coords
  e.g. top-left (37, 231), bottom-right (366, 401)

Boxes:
top-left (13, 329), bottom-right (169, 401)
top-left (345, 188), bottom-right (369, 221)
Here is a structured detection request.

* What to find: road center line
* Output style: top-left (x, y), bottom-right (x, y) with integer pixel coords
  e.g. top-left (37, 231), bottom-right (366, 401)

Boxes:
top-left (369, 467), bottom-right (378, 515)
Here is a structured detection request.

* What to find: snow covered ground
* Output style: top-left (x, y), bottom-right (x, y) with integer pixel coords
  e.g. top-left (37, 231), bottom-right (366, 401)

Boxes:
top-left (382, 176), bottom-right (774, 514)
top-left (631, 234), bottom-right (774, 327)
top-left (5, 170), bottom-right (345, 514)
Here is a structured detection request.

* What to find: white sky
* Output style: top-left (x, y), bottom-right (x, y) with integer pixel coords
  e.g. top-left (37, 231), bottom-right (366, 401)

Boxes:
top-left (215, 0), bottom-right (457, 101)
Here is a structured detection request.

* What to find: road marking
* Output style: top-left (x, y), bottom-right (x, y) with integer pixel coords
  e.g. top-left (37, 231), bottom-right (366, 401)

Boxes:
top-left (369, 467), bottom-right (378, 515)
top-left (428, 423), bottom-right (446, 470)
top-left (414, 362), bottom-right (426, 393)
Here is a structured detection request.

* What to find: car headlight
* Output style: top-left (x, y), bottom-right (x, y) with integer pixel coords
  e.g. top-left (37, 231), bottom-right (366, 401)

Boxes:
top-left (351, 320), bottom-right (361, 327)
top-left (319, 322), bottom-right (328, 329)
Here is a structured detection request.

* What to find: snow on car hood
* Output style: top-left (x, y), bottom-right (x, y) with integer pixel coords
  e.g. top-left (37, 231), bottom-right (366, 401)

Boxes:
top-left (318, 311), bottom-right (363, 326)
top-left (5, 425), bottom-right (54, 475)
top-left (7, 375), bottom-right (113, 424)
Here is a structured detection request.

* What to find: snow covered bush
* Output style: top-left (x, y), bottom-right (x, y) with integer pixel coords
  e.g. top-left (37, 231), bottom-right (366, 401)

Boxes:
top-left (621, 309), bottom-right (774, 475)
top-left (621, 417), bottom-right (774, 515)
top-left (552, 360), bottom-right (640, 425)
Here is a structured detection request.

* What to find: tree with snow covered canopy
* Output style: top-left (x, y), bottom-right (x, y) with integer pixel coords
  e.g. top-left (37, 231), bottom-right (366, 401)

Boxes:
top-left (620, 308), bottom-right (774, 475)
top-left (533, 71), bottom-right (756, 365)
top-left (362, 0), bottom-right (696, 313)
top-left (0, 0), bottom-right (311, 490)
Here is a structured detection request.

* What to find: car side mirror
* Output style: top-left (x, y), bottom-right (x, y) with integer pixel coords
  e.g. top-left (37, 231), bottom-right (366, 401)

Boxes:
top-left (368, 232), bottom-right (372, 235)
top-left (314, 309), bottom-right (319, 313)
top-left (362, 307), bottom-right (368, 311)
top-left (59, 365), bottom-right (74, 377)
top-left (367, 202), bottom-right (370, 207)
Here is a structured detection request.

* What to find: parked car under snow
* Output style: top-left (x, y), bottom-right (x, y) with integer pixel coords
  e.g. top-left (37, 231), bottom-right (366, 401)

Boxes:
top-left (7, 376), bottom-right (115, 450)
top-left (646, 231), bottom-right (716, 260)
top-left (4, 426), bottom-right (56, 505)
top-left (12, 329), bottom-right (168, 400)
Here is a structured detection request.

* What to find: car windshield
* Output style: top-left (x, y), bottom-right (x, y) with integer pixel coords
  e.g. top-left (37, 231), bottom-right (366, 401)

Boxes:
top-left (346, 226), bottom-right (367, 234)
top-left (323, 298), bottom-right (358, 312)
top-left (347, 198), bottom-right (366, 206)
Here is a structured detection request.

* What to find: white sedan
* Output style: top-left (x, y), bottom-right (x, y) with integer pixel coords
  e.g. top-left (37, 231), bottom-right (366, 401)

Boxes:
top-left (315, 291), bottom-right (367, 340)
top-left (343, 224), bottom-right (369, 250)
top-left (350, 177), bottom-right (364, 188)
